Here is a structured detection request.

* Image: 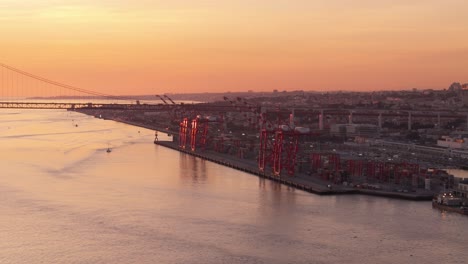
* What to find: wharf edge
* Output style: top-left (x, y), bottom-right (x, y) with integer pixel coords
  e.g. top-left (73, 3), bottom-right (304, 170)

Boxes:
top-left (155, 140), bottom-right (433, 201)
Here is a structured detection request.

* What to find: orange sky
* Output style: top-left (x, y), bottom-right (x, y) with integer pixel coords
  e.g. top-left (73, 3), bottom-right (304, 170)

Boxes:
top-left (0, 0), bottom-right (467, 95)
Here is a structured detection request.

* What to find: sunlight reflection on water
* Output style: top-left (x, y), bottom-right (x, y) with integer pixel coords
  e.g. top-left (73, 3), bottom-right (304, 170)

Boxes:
top-left (0, 109), bottom-right (467, 264)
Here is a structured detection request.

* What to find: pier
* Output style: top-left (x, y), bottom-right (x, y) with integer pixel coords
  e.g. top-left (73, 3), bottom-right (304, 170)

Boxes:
top-left (70, 106), bottom-right (449, 202)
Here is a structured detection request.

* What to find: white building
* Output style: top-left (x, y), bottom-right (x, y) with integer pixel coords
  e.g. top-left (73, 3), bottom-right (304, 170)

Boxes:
top-left (454, 179), bottom-right (468, 199)
top-left (437, 135), bottom-right (468, 150)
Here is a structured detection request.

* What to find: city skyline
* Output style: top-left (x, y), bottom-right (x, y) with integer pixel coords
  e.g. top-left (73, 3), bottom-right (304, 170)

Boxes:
top-left (1, 0), bottom-right (467, 95)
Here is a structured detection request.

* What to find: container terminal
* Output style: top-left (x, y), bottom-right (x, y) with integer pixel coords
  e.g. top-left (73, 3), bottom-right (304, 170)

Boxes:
top-left (73, 87), bottom-right (468, 202)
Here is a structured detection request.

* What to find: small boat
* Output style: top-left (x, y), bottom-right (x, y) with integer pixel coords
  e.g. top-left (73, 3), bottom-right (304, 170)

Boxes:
top-left (106, 148), bottom-right (112, 153)
top-left (432, 201), bottom-right (468, 216)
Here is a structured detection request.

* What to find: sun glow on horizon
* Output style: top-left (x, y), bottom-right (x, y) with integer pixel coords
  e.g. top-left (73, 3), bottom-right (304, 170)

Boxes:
top-left (0, 0), bottom-right (467, 95)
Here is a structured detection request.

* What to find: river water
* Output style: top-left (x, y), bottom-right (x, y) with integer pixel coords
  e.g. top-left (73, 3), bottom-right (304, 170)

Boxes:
top-left (0, 109), bottom-right (467, 264)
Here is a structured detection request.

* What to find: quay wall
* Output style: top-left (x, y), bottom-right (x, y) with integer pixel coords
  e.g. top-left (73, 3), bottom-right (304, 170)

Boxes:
top-left (155, 140), bottom-right (433, 201)
top-left (72, 108), bottom-right (433, 201)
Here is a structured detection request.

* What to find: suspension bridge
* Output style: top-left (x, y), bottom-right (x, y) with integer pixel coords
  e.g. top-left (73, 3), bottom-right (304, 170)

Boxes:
top-left (1, 62), bottom-right (467, 128)
top-left (0, 62), bottom-right (173, 110)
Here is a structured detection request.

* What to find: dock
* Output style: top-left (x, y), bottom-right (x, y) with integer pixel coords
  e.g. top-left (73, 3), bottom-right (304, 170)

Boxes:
top-left (155, 140), bottom-right (434, 201)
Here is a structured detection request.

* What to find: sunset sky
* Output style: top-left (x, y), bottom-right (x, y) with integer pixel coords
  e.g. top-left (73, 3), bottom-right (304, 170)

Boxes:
top-left (0, 0), bottom-right (467, 95)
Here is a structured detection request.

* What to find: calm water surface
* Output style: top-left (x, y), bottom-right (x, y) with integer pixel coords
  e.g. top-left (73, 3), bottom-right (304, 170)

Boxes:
top-left (0, 110), bottom-right (467, 264)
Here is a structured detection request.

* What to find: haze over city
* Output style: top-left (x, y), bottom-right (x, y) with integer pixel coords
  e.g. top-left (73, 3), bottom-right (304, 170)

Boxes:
top-left (1, 1), bottom-right (468, 263)
top-left (1, 0), bottom-right (467, 95)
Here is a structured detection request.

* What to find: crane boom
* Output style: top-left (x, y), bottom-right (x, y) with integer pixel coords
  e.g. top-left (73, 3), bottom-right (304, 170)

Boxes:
top-left (164, 95), bottom-right (177, 105)
top-left (156, 95), bottom-right (168, 104)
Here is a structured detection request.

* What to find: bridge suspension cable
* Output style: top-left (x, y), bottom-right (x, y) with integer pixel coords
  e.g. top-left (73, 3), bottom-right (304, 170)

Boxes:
top-left (0, 62), bottom-right (136, 101)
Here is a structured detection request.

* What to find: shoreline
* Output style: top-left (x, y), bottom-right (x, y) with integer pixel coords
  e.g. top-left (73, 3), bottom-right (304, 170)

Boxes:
top-left (73, 109), bottom-right (434, 201)
top-left (155, 140), bottom-right (433, 201)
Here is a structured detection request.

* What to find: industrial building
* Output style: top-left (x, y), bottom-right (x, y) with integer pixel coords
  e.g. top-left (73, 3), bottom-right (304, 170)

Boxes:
top-left (330, 124), bottom-right (380, 138)
top-left (437, 134), bottom-right (468, 150)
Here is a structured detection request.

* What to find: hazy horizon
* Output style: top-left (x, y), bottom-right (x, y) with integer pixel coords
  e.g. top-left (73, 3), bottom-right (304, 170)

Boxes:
top-left (1, 1), bottom-right (467, 95)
